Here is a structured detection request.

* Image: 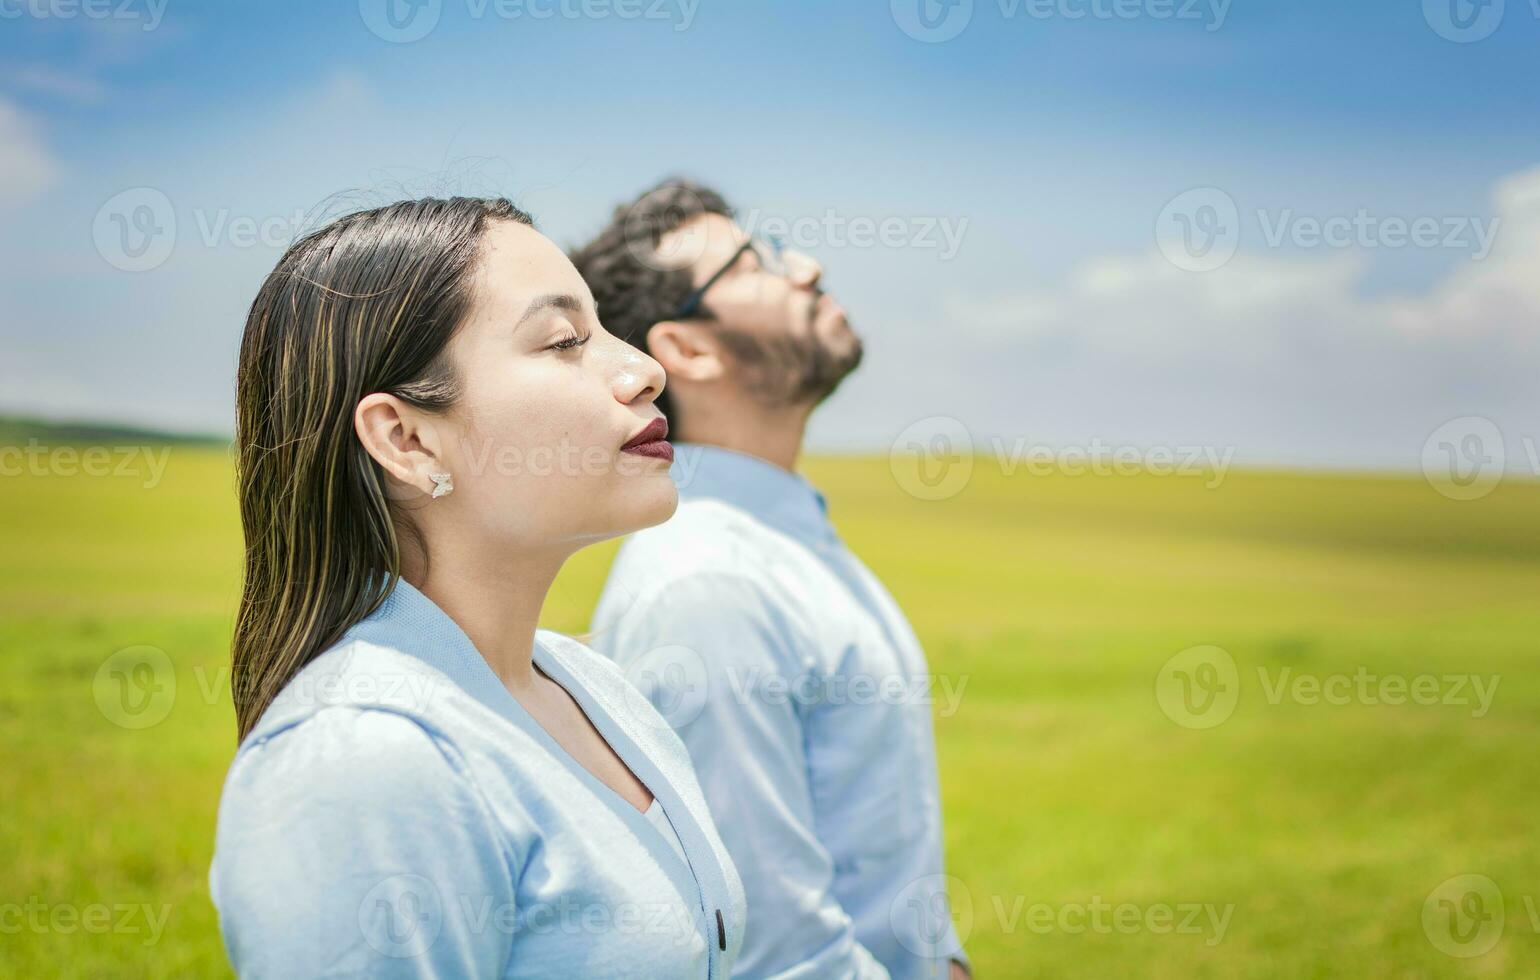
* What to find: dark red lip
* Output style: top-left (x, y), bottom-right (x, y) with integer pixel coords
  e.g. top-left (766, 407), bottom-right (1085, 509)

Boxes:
top-left (621, 417), bottom-right (672, 462)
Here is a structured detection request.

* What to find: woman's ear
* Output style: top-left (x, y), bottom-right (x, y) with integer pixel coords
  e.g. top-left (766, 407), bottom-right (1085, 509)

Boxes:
top-left (647, 321), bottom-right (725, 384)
top-left (354, 393), bottom-right (448, 500)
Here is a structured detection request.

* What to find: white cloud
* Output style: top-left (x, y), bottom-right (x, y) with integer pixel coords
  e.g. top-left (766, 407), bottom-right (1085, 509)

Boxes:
top-left (0, 98), bottom-right (61, 209)
top-left (954, 165), bottom-right (1540, 363)
top-left (3, 64), bottom-right (107, 104)
top-left (1377, 166), bottom-right (1540, 347)
top-left (926, 166), bottom-right (1540, 468)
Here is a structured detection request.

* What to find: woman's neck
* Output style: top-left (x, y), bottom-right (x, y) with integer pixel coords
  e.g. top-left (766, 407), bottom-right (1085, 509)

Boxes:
top-left (402, 543), bottom-right (565, 694)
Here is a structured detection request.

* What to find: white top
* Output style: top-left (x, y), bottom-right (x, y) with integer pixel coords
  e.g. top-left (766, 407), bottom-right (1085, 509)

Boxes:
top-left (592, 444), bottom-right (967, 980)
top-left (211, 577), bottom-right (745, 979)
top-left (645, 798), bottom-right (689, 865)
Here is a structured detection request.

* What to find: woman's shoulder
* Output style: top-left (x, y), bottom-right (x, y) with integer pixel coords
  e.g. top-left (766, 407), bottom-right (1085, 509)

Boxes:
top-left (240, 637), bottom-right (459, 745)
top-left (226, 699), bottom-right (458, 799)
top-left (212, 701), bottom-right (496, 887)
top-left (226, 639), bottom-right (476, 802)
top-left (209, 697), bottom-right (519, 977)
top-left (214, 639), bottom-right (529, 874)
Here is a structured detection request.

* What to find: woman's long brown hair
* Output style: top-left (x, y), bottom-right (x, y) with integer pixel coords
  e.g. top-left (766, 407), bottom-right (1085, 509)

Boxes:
top-left (232, 196), bottom-right (532, 741)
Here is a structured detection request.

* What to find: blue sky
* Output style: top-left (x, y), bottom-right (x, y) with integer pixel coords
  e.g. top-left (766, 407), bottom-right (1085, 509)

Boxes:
top-left (3, 0), bottom-right (1538, 470)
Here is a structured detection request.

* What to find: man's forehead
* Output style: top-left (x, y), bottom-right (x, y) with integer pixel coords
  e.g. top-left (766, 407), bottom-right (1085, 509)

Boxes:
top-left (654, 212), bottom-right (745, 275)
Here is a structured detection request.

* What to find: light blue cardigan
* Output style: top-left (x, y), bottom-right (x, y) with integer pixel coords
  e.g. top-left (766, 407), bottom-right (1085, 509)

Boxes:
top-left (210, 578), bottom-right (746, 978)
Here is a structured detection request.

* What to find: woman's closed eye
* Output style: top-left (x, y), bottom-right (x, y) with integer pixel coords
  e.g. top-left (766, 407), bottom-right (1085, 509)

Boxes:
top-left (549, 330), bottom-right (591, 352)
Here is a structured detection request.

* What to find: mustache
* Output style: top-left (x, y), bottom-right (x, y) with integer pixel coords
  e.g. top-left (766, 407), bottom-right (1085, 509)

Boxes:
top-left (713, 313), bottom-right (862, 409)
top-left (805, 287), bottom-right (828, 327)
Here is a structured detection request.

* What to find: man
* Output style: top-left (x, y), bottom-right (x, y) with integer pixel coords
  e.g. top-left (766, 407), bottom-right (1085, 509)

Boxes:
top-left (573, 180), bottom-right (969, 980)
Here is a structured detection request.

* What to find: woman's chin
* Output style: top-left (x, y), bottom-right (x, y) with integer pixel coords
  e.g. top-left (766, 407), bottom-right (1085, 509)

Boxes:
top-left (623, 480), bottom-right (680, 534)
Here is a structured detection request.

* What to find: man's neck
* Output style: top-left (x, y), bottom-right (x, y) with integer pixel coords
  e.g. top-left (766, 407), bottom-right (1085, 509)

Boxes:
top-left (677, 399), bottom-right (812, 473)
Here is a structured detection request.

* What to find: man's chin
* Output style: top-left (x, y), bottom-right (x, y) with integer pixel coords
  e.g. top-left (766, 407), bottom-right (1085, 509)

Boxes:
top-left (821, 312), bottom-right (862, 362)
top-left (811, 302), bottom-right (857, 347)
top-left (817, 326), bottom-right (864, 398)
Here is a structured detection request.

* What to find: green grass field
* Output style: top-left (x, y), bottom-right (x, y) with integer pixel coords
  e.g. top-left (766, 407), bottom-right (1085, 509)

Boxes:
top-left (4, 442), bottom-right (1539, 978)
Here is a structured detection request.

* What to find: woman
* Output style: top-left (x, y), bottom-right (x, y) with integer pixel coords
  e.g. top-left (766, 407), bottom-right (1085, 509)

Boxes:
top-left (210, 197), bottom-right (744, 978)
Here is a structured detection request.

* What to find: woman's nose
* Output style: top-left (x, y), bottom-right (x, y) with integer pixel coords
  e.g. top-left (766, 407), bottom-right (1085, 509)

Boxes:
top-left (611, 343), bottom-right (666, 406)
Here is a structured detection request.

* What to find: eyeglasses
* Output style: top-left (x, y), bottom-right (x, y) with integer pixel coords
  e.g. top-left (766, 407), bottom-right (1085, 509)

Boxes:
top-left (673, 235), bottom-right (789, 320)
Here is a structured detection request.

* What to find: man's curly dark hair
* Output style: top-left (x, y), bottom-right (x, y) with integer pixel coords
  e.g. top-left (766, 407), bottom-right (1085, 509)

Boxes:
top-left (569, 178), bottom-right (732, 425)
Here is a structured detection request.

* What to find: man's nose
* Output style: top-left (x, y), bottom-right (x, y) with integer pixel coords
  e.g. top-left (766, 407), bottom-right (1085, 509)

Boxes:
top-left (784, 249), bottom-right (822, 288)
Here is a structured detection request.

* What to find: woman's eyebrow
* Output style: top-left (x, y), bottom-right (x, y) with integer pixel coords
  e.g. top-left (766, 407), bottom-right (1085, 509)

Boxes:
top-left (515, 292), bottom-right (584, 330)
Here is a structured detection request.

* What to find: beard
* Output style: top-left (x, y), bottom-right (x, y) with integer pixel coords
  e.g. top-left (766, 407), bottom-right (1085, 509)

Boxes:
top-left (714, 311), bottom-right (864, 410)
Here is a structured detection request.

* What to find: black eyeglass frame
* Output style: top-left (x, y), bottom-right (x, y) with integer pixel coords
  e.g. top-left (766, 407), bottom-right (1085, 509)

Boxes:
top-left (672, 236), bottom-right (786, 320)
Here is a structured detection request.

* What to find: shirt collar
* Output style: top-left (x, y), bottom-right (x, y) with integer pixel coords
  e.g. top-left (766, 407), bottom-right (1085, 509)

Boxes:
top-left (671, 443), bottom-right (835, 545)
top-left (343, 574), bottom-right (518, 721)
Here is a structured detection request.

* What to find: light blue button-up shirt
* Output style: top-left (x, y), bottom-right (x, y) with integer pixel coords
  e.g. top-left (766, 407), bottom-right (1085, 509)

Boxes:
top-left (591, 445), bottom-right (968, 980)
top-left (210, 577), bottom-right (746, 978)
